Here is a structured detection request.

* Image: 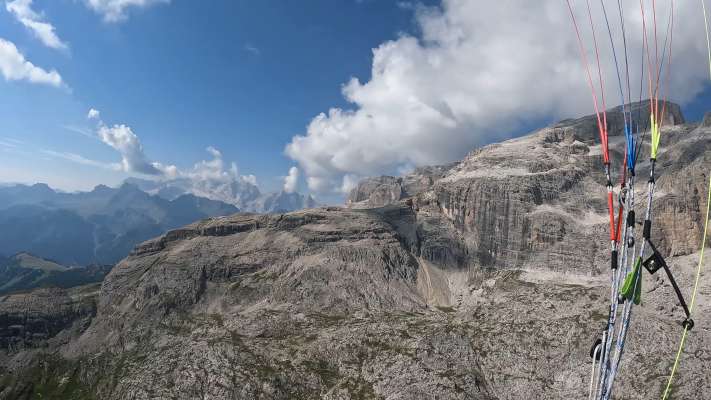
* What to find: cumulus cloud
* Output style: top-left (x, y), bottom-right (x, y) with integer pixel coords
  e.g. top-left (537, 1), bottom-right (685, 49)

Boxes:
top-left (97, 124), bottom-right (166, 175)
top-left (283, 166), bottom-right (299, 193)
top-left (286, 1), bottom-right (710, 193)
top-left (85, 108), bottom-right (171, 175)
top-left (184, 146), bottom-right (239, 182)
top-left (184, 147), bottom-right (257, 186)
top-left (87, 108), bottom-right (100, 119)
top-left (84, 0), bottom-right (169, 22)
top-left (6, 0), bottom-right (68, 50)
top-left (55, 110), bottom-right (261, 205)
top-left (161, 147), bottom-right (261, 206)
top-left (0, 38), bottom-right (63, 87)
top-left (82, 108), bottom-right (259, 194)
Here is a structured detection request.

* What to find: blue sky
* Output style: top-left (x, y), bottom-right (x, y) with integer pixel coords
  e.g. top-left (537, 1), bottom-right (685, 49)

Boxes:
top-left (1, 0), bottom-right (710, 202)
top-left (0, 0), bottom-right (436, 193)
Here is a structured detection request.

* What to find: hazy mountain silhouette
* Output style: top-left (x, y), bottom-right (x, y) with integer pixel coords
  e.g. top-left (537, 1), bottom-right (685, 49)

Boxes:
top-left (0, 183), bottom-right (239, 265)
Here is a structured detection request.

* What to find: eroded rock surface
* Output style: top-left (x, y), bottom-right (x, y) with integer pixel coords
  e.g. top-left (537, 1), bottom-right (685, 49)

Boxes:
top-left (2, 101), bottom-right (710, 400)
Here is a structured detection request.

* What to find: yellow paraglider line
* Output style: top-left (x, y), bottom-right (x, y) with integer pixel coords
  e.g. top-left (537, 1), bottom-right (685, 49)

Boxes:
top-left (662, 174), bottom-right (711, 399)
top-left (661, 4), bottom-right (711, 396)
top-left (703, 0), bottom-right (711, 80)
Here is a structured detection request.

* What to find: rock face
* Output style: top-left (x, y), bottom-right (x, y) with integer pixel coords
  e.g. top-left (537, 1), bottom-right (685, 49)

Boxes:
top-left (2, 100), bottom-right (711, 400)
top-left (0, 284), bottom-right (98, 356)
top-left (702, 111), bottom-right (711, 127)
top-left (348, 100), bottom-right (704, 272)
top-left (347, 164), bottom-right (455, 209)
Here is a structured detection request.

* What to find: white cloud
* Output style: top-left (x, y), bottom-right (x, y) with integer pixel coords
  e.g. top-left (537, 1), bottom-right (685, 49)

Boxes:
top-left (242, 174), bottom-right (257, 186)
top-left (283, 166), bottom-right (299, 193)
top-left (41, 149), bottom-right (120, 170)
top-left (244, 44), bottom-right (260, 56)
top-left (84, 0), bottom-right (169, 22)
top-left (84, 108), bottom-right (259, 198)
top-left (6, 0), bottom-right (68, 50)
top-left (0, 137), bottom-right (23, 149)
top-left (0, 140), bottom-right (18, 149)
top-left (159, 147), bottom-right (262, 207)
top-left (85, 107), bottom-right (177, 176)
top-left (185, 146), bottom-right (237, 182)
top-left (183, 147), bottom-right (258, 185)
top-left (97, 123), bottom-right (167, 175)
top-left (53, 110), bottom-right (263, 205)
top-left (286, 1), bottom-right (710, 193)
top-left (0, 37), bottom-right (63, 87)
top-left (87, 108), bottom-right (101, 119)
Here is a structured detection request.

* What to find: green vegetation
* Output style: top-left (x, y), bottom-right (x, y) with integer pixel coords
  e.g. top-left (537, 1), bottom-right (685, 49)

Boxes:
top-left (0, 253), bottom-right (111, 296)
top-left (0, 354), bottom-right (95, 400)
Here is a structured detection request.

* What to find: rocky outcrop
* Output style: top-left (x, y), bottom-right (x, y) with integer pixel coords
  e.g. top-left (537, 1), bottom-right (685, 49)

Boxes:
top-left (0, 285), bottom-right (98, 353)
top-left (2, 101), bottom-right (710, 400)
top-left (348, 100), bottom-right (708, 274)
top-left (700, 111), bottom-right (711, 127)
top-left (347, 164), bottom-right (455, 209)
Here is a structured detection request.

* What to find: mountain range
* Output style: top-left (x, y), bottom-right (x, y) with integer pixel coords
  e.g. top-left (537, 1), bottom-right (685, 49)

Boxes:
top-left (0, 179), bottom-right (318, 266)
top-left (0, 182), bottom-right (239, 265)
top-left (1, 101), bottom-right (710, 399)
top-left (124, 177), bottom-right (318, 213)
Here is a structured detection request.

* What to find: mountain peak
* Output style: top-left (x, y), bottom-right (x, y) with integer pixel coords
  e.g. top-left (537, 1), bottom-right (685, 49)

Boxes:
top-left (91, 184), bottom-right (113, 193)
top-left (29, 182), bottom-right (55, 194)
top-left (118, 182), bottom-right (141, 192)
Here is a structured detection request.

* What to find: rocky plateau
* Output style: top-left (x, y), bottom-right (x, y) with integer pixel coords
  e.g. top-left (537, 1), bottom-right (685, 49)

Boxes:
top-left (1, 100), bottom-right (710, 399)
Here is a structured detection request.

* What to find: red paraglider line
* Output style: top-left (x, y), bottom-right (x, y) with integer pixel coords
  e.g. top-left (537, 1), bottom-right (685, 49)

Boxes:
top-left (586, 0), bottom-right (609, 154)
top-left (660, 1), bottom-right (674, 127)
top-left (566, 0), bottom-right (609, 165)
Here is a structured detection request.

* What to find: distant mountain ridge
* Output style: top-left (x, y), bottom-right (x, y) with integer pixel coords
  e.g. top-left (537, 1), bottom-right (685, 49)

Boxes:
top-left (124, 177), bottom-right (318, 213)
top-left (0, 183), bottom-right (239, 265)
top-left (2, 101), bottom-right (711, 399)
top-left (0, 252), bottom-right (111, 295)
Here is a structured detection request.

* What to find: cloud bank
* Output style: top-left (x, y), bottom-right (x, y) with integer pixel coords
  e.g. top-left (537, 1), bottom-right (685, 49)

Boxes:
top-left (0, 38), bottom-right (63, 87)
top-left (6, 0), bottom-right (68, 50)
top-left (286, 0), bottom-right (710, 194)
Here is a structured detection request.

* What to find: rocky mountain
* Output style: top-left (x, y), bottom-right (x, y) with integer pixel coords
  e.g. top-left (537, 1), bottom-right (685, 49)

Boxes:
top-left (124, 177), bottom-right (318, 213)
top-left (0, 284), bottom-right (99, 357)
top-left (0, 253), bottom-right (111, 296)
top-left (124, 176), bottom-right (262, 210)
top-left (1, 100), bottom-right (710, 399)
top-left (0, 183), bottom-right (239, 265)
top-left (252, 190), bottom-right (318, 213)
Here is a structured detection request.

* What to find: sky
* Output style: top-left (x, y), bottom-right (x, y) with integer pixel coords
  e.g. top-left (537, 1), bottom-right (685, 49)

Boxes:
top-left (1, 0), bottom-right (710, 203)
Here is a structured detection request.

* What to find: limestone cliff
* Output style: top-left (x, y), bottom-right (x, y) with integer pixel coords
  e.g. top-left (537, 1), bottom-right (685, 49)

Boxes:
top-left (2, 101), bottom-right (710, 400)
